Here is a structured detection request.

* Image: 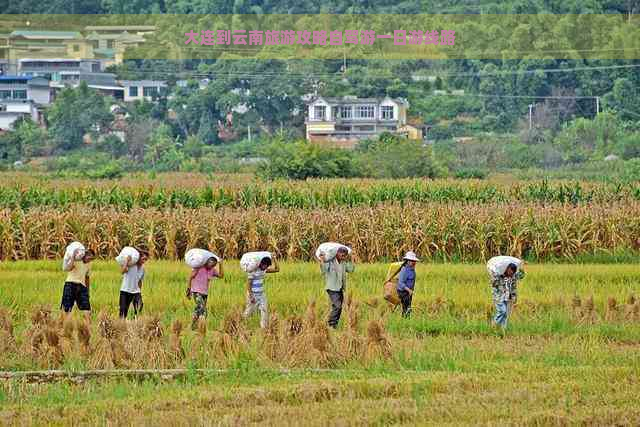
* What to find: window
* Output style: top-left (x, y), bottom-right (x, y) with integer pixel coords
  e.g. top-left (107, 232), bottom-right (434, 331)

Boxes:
top-left (381, 106), bottom-right (394, 120)
top-left (355, 105), bottom-right (374, 119)
top-left (356, 125), bottom-right (374, 131)
top-left (107, 40), bottom-right (115, 49)
top-left (91, 63), bottom-right (100, 73)
top-left (129, 86), bottom-right (138, 97)
top-left (143, 86), bottom-right (158, 97)
top-left (313, 105), bottom-right (326, 121)
top-left (331, 106), bottom-right (339, 120)
top-left (0, 90), bottom-right (11, 99)
top-left (340, 106), bottom-right (352, 119)
top-left (13, 90), bottom-right (27, 100)
top-left (91, 40), bottom-right (99, 49)
top-left (73, 44), bottom-right (80, 52)
top-left (0, 79), bottom-right (25, 85)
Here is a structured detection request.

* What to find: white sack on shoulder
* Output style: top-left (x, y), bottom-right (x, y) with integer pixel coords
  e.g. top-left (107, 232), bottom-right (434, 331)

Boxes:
top-left (487, 256), bottom-right (523, 277)
top-left (240, 251), bottom-right (272, 273)
top-left (315, 242), bottom-right (352, 262)
top-left (185, 248), bottom-right (220, 269)
top-left (116, 247), bottom-right (140, 267)
top-left (62, 241), bottom-right (85, 271)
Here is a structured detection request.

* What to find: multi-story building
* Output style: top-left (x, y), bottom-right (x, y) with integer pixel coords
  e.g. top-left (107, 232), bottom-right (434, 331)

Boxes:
top-left (18, 58), bottom-right (102, 79)
top-left (85, 26), bottom-right (155, 66)
top-left (50, 72), bottom-right (125, 100)
top-left (0, 75), bottom-right (51, 105)
top-left (5, 31), bottom-right (92, 74)
top-left (120, 80), bottom-right (168, 102)
top-left (0, 27), bottom-right (156, 75)
top-left (305, 96), bottom-right (422, 147)
top-left (0, 100), bottom-right (40, 131)
top-left (0, 33), bottom-right (9, 73)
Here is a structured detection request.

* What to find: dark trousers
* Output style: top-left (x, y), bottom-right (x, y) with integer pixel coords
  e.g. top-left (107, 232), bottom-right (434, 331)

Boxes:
top-left (397, 289), bottom-right (413, 317)
top-left (119, 291), bottom-right (143, 319)
top-left (326, 290), bottom-right (344, 328)
top-left (61, 282), bottom-right (91, 312)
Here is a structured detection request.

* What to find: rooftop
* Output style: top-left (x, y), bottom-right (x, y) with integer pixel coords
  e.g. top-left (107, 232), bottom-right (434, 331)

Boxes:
top-left (86, 32), bottom-right (145, 42)
top-left (119, 80), bottom-right (167, 86)
top-left (19, 58), bottom-right (85, 63)
top-left (84, 26), bottom-right (156, 31)
top-left (309, 96), bottom-right (409, 106)
top-left (0, 75), bottom-right (32, 81)
top-left (10, 30), bottom-right (83, 40)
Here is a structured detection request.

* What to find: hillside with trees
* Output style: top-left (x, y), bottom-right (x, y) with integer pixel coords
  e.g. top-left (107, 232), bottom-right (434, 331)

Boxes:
top-left (0, 1), bottom-right (639, 180)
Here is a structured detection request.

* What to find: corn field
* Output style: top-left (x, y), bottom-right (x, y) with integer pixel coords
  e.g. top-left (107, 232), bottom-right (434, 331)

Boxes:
top-left (2, 202), bottom-right (640, 261)
top-left (2, 175), bottom-right (640, 210)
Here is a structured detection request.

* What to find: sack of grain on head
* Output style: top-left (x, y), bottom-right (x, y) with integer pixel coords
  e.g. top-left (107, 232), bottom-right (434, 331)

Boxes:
top-left (240, 251), bottom-right (272, 273)
top-left (487, 256), bottom-right (523, 277)
top-left (116, 247), bottom-right (140, 268)
top-left (62, 241), bottom-right (85, 271)
top-left (185, 248), bottom-right (220, 269)
top-left (315, 242), bottom-right (352, 262)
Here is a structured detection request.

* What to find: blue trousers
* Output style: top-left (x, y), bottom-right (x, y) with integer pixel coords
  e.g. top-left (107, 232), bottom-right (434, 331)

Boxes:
top-left (494, 300), bottom-right (512, 328)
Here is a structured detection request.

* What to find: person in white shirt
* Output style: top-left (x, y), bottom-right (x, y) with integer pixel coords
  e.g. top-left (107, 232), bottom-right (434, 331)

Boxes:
top-left (119, 251), bottom-right (148, 319)
top-left (242, 256), bottom-right (279, 329)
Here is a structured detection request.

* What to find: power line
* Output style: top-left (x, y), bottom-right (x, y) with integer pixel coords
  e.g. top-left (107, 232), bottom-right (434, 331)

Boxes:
top-left (147, 42), bottom-right (640, 56)
top-left (615, 107), bottom-right (640, 118)
top-left (433, 63), bottom-right (640, 78)
top-left (421, 93), bottom-right (598, 99)
top-left (102, 62), bottom-right (640, 80)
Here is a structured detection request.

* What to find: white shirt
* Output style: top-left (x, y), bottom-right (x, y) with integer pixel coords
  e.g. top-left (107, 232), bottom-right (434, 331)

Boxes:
top-left (247, 269), bottom-right (266, 293)
top-left (121, 265), bottom-right (144, 294)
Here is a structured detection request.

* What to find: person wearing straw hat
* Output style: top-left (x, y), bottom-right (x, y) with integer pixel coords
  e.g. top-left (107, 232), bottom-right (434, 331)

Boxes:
top-left (396, 251), bottom-right (420, 318)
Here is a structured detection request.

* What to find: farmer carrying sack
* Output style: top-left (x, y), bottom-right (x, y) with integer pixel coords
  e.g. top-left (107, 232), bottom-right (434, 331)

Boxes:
top-left (315, 242), bottom-right (352, 262)
top-left (116, 247), bottom-right (140, 268)
top-left (185, 248), bottom-right (220, 269)
top-left (240, 251), bottom-right (272, 273)
top-left (62, 241), bottom-right (85, 271)
top-left (486, 256), bottom-right (523, 277)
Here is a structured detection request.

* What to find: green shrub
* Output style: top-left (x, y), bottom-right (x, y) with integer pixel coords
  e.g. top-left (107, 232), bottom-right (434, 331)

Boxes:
top-left (616, 133), bottom-right (640, 160)
top-left (258, 139), bottom-right (360, 180)
top-left (454, 168), bottom-right (488, 179)
top-left (358, 133), bottom-right (447, 179)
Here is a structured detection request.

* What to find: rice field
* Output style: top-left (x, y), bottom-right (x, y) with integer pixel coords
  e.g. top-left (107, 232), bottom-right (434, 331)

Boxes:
top-left (2, 173), bottom-right (640, 425)
top-left (1, 261), bottom-right (640, 424)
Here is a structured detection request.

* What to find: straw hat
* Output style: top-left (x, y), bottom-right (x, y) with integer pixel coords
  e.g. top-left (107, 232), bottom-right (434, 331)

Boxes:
top-left (403, 251), bottom-right (420, 262)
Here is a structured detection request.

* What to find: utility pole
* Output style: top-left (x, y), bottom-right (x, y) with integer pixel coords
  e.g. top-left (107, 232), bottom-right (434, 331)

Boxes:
top-left (247, 125), bottom-right (251, 142)
top-left (596, 96), bottom-right (600, 115)
top-left (343, 51), bottom-right (347, 74)
top-left (528, 104), bottom-right (533, 130)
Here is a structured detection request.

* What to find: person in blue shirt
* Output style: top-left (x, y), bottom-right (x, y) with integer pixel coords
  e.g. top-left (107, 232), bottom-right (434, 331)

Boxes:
top-left (396, 251), bottom-right (420, 318)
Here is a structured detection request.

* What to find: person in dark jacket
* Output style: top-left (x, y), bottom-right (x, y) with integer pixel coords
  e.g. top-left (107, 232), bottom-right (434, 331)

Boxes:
top-left (396, 251), bottom-right (420, 318)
